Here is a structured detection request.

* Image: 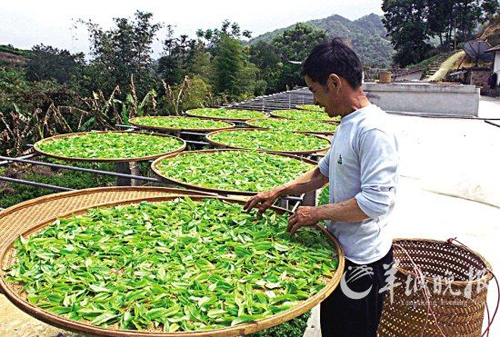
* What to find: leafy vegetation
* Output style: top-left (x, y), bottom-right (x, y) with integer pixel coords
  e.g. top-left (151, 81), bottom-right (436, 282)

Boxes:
top-left (295, 105), bottom-right (325, 112)
top-left (0, 161), bottom-right (116, 209)
top-left (250, 14), bottom-right (395, 69)
top-left (270, 110), bottom-right (334, 121)
top-left (130, 116), bottom-right (232, 131)
top-left (247, 119), bottom-right (337, 134)
top-left (6, 198), bottom-right (338, 332)
top-left (208, 130), bottom-right (330, 153)
top-left (35, 132), bottom-right (184, 160)
top-left (382, 0), bottom-right (499, 66)
top-left (187, 108), bottom-right (267, 120)
top-left (155, 151), bottom-right (313, 193)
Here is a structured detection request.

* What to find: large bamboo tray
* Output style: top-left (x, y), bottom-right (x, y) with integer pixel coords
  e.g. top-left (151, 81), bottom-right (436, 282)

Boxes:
top-left (185, 110), bottom-right (269, 122)
top-left (206, 128), bottom-right (331, 155)
top-left (33, 131), bottom-right (186, 163)
top-left (129, 116), bottom-right (236, 133)
top-left (0, 195), bottom-right (345, 337)
top-left (151, 149), bottom-right (318, 196)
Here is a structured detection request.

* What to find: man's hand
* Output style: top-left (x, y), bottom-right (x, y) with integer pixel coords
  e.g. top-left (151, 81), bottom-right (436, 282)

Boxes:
top-left (244, 188), bottom-right (282, 216)
top-left (287, 206), bottom-right (321, 236)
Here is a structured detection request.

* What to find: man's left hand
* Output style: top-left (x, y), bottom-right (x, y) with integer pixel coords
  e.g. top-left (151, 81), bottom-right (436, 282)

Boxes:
top-left (287, 206), bottom-right (321, 236)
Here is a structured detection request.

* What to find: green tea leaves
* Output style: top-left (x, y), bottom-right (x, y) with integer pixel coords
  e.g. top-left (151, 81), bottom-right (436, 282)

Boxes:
top-left (130, 116), bottom-right (232, 131)
top-left (187, 108), bottom-right (267, 120)
top-left (36, 132), bottom-right (184, 160)
top-left (155, 151), bottom-right (314, 193)
top-left (7, 198), bottom-right (338, 332)
top-left (208, 130), bottom-right (330, 153)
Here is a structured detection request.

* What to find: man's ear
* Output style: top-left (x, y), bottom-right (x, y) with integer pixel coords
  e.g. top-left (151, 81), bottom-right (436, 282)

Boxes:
top-left (327, 74), bottom-right (342, 94)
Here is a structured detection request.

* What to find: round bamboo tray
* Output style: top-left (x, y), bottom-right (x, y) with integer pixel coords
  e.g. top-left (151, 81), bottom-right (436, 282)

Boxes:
top-left (269, 110), bottom-right (333, 122)
top-left (377, 238), bottom-right (493, 336)
top-left (245, 119), bottom-right (337, 135)
top-left (185, 109), bottom-right (268, 122)
top-left (129, 116), bottom-right (236, 133)
top-left (0, 195), bottom-right (345, 337)
top-left (151, 149), bottom-right (318, 196)
top-left (33, 131), bottom-right (186, 163)
top-left (205, 128), bottom-right (331, 155)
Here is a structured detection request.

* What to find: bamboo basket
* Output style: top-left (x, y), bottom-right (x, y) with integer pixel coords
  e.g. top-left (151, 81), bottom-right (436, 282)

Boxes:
top-left (205, 128), bottom-right (331, 155)
top-left (0, 194), bottom-right (345, 337)
top-left (129, 116), bottom-right (236, 133)
top-left (33, 131), bottom-right (186, 163)
top-left (377, 238), bottom-right (493, 336)
top-left (151, 149), bottom-right (318, 196)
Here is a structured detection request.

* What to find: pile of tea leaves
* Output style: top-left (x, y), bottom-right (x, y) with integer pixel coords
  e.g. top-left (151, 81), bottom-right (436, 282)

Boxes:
top-left (36, 132), bottom-right (184, 160)
top-left (271, 110), bottom-right (340, 122)
top-left (130, 117), bottom-right (233, 131)
top-left (247, 119), bottom-right (337, 134)
top-left (295, 105), bottom-right (325, 112)
top-left (6, 198), bottom-right (338, 332)
top-left (208, 130), bottom-right (330, 153)
top-left (187, 108), bottom-right (267, 120)
top-left (154, 151), bottom-right (314, 193)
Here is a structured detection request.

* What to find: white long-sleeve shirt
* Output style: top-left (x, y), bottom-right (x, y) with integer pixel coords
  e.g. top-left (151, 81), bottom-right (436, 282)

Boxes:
top-left (318, 104), bottom-right (399, 264)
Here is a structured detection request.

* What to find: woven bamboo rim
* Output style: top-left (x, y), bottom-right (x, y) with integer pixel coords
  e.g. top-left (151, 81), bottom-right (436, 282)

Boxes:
top-left (269, 110), bottom-right (333, 122)
top-left (129, 116), bottom-right (236, 133)
top-left (245, 119), bottom-right (337, 135)
top-left (205, 128), bottom-right (331, 155)
top-left (0, 195), bottom-right (345, 337)
top-left (151, 149), bottom-right (318, 196)
top-left (185, 109), bottom-right (269, 122)
top-left (33, 131), bottom-right (186, 163)
top-left (391, 238), bottom-right (493, 286)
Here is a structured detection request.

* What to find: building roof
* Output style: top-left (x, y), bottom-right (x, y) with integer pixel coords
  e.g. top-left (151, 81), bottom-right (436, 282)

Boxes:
top-left (485, 44), bottom-right (500, 53)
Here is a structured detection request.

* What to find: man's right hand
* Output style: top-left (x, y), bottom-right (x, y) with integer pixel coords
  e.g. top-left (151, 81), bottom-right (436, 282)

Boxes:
top-left (243, 187), bottom-right (283, 216)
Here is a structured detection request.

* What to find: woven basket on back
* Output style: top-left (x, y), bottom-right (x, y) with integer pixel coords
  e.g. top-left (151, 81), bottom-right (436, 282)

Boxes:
top-left (378, 239), bottom-right (493, 336)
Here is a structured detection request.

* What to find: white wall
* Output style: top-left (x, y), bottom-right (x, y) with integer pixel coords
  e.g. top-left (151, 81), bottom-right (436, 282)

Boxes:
top-left (495, 52), bottom-right (500, 86)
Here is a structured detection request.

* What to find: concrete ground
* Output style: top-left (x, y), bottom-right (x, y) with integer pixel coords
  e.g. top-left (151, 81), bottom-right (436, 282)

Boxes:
top-left (1, 97), bottom-right (499, 336)
top-left (305, 96), bottom-right (500, 336)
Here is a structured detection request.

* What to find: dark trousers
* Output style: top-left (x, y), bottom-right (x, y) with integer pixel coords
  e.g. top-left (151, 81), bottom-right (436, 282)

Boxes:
top-left (320, 248), bottom-right (393, 337)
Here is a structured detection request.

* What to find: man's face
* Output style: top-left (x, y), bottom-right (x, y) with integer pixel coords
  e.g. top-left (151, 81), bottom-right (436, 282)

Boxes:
top-left (305, 75), bottom-right (338, 117)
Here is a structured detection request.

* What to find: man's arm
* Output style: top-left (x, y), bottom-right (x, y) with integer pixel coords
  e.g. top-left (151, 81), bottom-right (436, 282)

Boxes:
top-left (287, 198), bottom-right (369, 235)
top-left (244, 167), bottom-right (328, 215)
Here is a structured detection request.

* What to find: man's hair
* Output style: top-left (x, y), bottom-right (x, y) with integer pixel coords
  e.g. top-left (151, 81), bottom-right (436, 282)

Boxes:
top-left (301, 38), bottom-right (363, 89)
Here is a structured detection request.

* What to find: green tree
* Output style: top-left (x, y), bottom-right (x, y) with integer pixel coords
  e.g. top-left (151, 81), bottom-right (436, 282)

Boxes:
top-left (158, 26), bottom-right (195, 85)
top-left (213, 34), bottom-right (257, 100)
top-left (79, 11), bottom-right (161, 97)
top-left (249, 41), bottom-right (281, 93)
top-left (25, 44), bottom-right (84, 84)
top-left (271, 23), bottom-right (327, 90)
top-left (382, 0), bottom-right (432, 67)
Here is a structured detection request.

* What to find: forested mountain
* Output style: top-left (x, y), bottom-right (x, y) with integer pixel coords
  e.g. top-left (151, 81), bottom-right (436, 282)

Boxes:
top-left (250, 14), bottom-right (394, 68)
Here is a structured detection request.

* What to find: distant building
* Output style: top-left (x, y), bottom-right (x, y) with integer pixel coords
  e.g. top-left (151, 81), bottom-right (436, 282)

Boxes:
top-left (486, 44), bottom-right (500, 88)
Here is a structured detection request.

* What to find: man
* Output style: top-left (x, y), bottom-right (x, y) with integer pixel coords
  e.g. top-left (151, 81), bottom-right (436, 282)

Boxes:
top-left (244, 38), bottom-right (399, 336)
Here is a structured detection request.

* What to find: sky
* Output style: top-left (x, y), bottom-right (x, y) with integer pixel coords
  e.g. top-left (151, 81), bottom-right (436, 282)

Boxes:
top-left (1, 0), bottom-right (384, 58)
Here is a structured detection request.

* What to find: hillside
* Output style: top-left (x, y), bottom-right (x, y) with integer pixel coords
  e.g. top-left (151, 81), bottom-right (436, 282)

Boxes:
top-left (250, 14), bottom-right (394, 68)
top-left (0, 45), bottom-right (31, 67)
